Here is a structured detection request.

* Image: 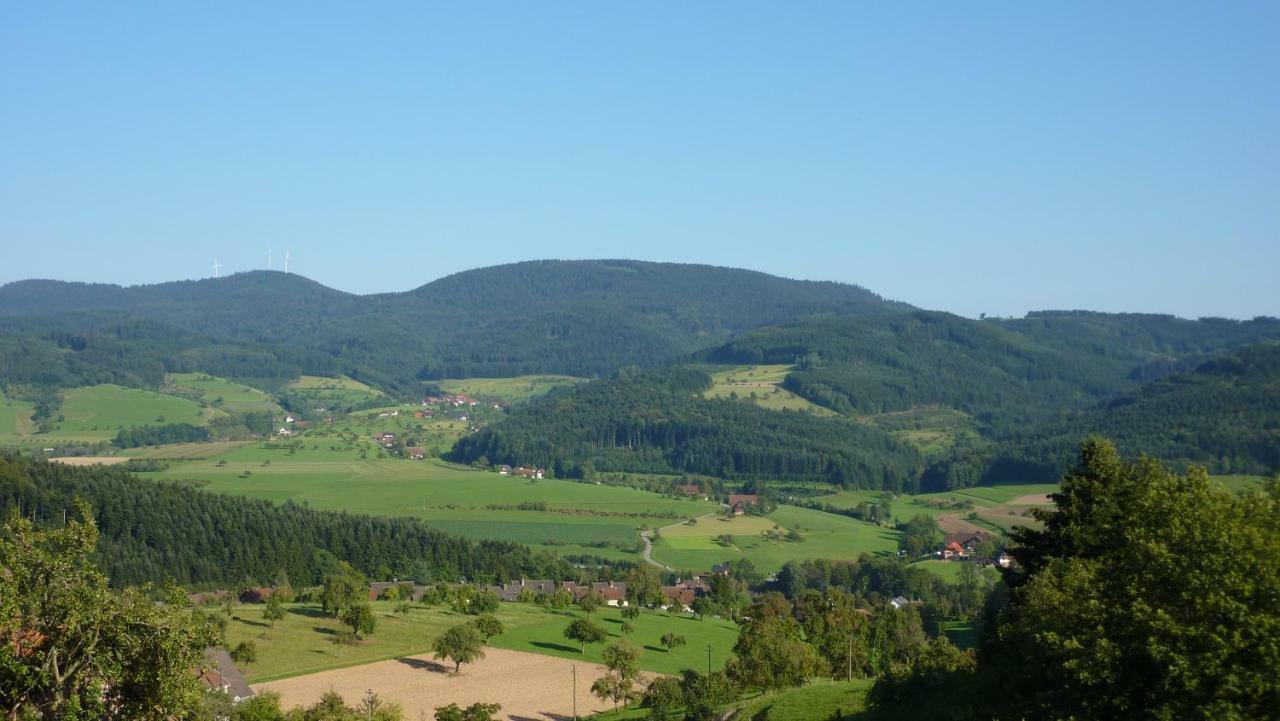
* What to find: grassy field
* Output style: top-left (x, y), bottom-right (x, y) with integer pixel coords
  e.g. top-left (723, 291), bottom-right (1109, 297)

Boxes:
top-left (812, 484), bottom-right (1059, 521)
top-left (164, 372), bottom-right (282, 414)
top-left (222, 600), bottom-right (738, 683)
top-left (909, 559), bottom-right (1000, 585)
top-left (651, 505), bottom-right (900, 573)
top-left (285, 375), bottom-right (383, 410)
top-left (139, 441), bottom-right (716, 556)
top-left (702, 365), bottom-right (835, 415)
top-left (863, 407), bottom-right (982, 458)
top-left (731, 679), bottom-right (874, 721)
top-left (490, 604), bottom-right (739, 677)
top-left (0, 384), bottom-right (219, 445)
top-left (437, 375), bottom-right (583, 404)
top-left (124, 441), bottom-right (254, 459)
top-left (0, 389), bottom-right (36, 439)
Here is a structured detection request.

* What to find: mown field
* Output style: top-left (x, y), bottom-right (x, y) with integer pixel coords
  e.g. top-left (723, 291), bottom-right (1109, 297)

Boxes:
top-left (651, 505), bottom-right (900, 574)
top-left (139, 441), bottom-right (717, 558)
top-left (437, 375), bottom-right (584, 403)
top-left (0, 384), bottom-right (218, 446)
top-left (164, 372), bottom-right (282, 414)
top-left (285, 375), bottom-right (383, 410)
top-left (222, 599), bottom-right (738, 683)
top-left (702, 365), bottom-right (835, 415)
top-left (731, 679), bottom-right (874, 721)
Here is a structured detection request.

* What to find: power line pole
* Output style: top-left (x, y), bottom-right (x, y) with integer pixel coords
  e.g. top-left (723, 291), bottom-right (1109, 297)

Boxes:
top-left (572, 664), bottom-right (578, 720)
top-left (847, 635), bottom-right (853, 682)
top-left (707, 644), bottom-right (712, 675)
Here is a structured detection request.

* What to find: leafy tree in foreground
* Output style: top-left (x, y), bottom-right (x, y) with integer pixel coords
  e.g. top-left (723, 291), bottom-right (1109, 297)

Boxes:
top-left (230, 640), bottom-right (258, 665)
top-left (983, 439), bottom-right (1280, 720)
top-left (0, 503), bottom-right (217, 720)
top-left (433, 624), bottom-right (486, 673)
top-left (564, 618), bottom-right (607, 654)
top-left (728, 593), bottom-right (828, 690)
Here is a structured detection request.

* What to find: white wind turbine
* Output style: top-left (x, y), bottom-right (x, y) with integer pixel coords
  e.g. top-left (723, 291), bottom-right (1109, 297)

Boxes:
top-left (212, 258), bottom-right (223, 278)
top-left (284, 250), bottom-right (291, 274)
top-left (268, 249), bottom-right (273, 270)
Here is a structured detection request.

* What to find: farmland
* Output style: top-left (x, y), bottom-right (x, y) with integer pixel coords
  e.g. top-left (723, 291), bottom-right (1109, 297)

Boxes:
top-left (284, 375), bottom-right (383, 411)
top-left (164, 372), bottom-right (282, 414)
top-left (222, 599), bottom-right (738, 683)
top-left (702, 365), bottom-right (834, 415)
top-left (436, 375), bottom-right (584, 404)
top-left (0, 384), bottom-right (217, 446)
top-left (139, 441), bottom-right (717, 559)
top-left (650, 505), bottom-right (900, 573)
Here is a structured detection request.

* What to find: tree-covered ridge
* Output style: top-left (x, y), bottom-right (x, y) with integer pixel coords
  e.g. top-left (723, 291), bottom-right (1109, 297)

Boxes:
top-left (707, 310), bottom-right (1280, 431)
top-left (0, 454), bottom-right (575, 589)
top-left (991, 342), bottom-right (1280, 478)
top-left (448, 366), bottom-right (925, 492)
top-left (0, 260), bottom-right (904, 385)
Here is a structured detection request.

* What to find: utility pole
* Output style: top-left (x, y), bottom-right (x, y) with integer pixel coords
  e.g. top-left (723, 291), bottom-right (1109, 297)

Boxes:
top-left (572, 664), bottom-right (578, 720)
top-left (847, 635), bottom-right (853, 681)
top-left (707, 643), bottom-right (712, 675)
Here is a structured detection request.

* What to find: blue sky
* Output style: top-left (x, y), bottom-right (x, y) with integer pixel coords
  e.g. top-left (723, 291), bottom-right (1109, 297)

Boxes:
top-left (1, 2), bottom-right (1276, 318)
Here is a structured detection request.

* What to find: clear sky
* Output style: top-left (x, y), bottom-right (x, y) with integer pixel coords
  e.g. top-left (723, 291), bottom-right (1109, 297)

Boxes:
top-left (1, 2), bottom-right (1276, 319)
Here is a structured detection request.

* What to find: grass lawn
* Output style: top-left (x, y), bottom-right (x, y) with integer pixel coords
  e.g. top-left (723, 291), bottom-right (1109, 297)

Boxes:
top-left (909, 560), bottom-right (1000, 585)
top-left (731, 679), bottom-right (874, 721)
top-left (139, 440), bottom-right (715, 555)
top-left (702, 365), bottom-right (835, 415)
top-left (490, 605), bottom-right (740, 677)
top-left (1211, 475), bottom-right (1269, 493)
top-left (285, 375), bottom-right (383, 410)
top-left (0, 389), bottom-right (36, 441)
top-left (939, 619), bottom-right (980, 649)
top-left (164, 372), bottom-right (282, 414)
top-left (437, 375), bottom-right (584, 404)
top-left (650, 505), bottom-right (899, 574)
top-left (223, 600), bottom-right (738, 683)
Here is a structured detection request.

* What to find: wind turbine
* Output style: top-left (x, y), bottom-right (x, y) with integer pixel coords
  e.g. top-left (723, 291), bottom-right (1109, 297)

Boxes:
top-left (284, 250), bottom-right (291, 274)
top-left (212, 258), bottom-right (223, 278)
top-left (268, 249), bottom-right (273, 270)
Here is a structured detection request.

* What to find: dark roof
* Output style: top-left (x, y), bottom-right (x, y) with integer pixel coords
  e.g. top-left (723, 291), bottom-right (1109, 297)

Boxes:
top-left (199, 648), bottom-right (254, 701)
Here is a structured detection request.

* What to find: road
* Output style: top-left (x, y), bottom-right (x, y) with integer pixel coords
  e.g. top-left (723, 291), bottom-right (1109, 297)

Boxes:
top-left (640, 511), bottom-right (721, 570)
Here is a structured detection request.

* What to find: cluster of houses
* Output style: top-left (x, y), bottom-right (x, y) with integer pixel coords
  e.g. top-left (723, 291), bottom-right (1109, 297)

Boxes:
top-left (497, 464), bottom-right (546, 479)
top-left (276, 414), bottom-right (309, 437)
top-left (937, 531), bottom-right (1015, 568)
top-left (726, 494), bottom-right (760, 516)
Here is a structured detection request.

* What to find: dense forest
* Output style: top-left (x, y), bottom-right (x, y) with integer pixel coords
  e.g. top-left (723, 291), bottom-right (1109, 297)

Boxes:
top-left (449, 366), bottom-right (926, 491)
top-left (0, 261), bottom-right (900, 387)
top-left (0, 454), bottom-right (576, 588)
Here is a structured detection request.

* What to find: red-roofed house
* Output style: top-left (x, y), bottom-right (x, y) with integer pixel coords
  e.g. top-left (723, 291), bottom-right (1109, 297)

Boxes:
top-left (727, 494), bottom-right (759, 515)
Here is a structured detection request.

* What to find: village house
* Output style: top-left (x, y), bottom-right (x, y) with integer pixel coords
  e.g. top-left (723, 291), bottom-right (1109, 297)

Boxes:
top-left (497, 464), bottom-right (513, 476)
top-left (406, 447), bottom-right (425, 460)
top-left (727, 494), bottom-right (759, 516)
top-left (591, 581), bottom-right (628, 606)
top-left (677, 484), bottom-right (705, 499)
top-left (276, 427), bottom-right (293, 437)
top-left (197, 648), bottom-right (254, 703)
top-left (513, 466), bottom-right (545, 479)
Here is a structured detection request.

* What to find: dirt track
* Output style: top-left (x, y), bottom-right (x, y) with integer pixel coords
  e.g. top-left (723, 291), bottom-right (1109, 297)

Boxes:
top-left (254, 647), bottom-right (630, 721)
top-left (47, 456), bottom-right (129, 466)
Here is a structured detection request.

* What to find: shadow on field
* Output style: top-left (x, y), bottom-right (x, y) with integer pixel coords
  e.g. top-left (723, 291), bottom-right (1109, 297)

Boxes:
top-left (235, 618), bottom-right (270, 628)
top-left (395, 657), bottom-right (451, 674)
top-left (531, 641), bottom-right (581, 654)
top-left (288, 606), bottom-right (330, 618)
top-left (312, 626), bottom-right (337, 636)
top-left (643, 645), bottom-right (666, 653)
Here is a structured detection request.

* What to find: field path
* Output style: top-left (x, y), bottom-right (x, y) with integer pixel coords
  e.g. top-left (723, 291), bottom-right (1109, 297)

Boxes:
top-left (643, 512), bottom-right (720, 570)
top-left (254, 647), bottom-right (629, 720)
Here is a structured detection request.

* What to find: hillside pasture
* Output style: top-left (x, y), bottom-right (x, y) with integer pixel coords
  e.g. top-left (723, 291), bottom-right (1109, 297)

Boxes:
top-left (13, 384), bottom-right (219, 444)
top-left (436, 375), bottom-right (583, 404)
top-left (702, 365), bottom-right (835, 415)
top-left (650, 505), bottom-right (899, 573)
top-left (285, 375), bottom-right (383, 410)
top-left (139, 441), bottom-right (717, 556)
top-left (164, 372), bottom-right (281, 414)
top-left (731, 679), bottom-right (874, 721)
top-left (0, 389), bottom-right (36, 442)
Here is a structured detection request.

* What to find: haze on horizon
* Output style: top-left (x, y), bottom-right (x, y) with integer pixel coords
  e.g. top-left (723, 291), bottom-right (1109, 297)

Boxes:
top-left (2, 3), bottom-right (1277, 320)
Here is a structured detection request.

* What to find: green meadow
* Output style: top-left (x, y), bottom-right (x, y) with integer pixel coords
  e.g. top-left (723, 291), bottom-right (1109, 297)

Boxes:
top-left (140, 441), bottom-right (717, 556)
top-left (702, 365), bottom-right (835, 415)
top-left (164, 372), bottom-right (282, 414)
top-left (730, 679), bottom-right (874, 721)
top-left (221, 600), bottom-right (738, 683)
top-left (0, 389), bottom-right (36, 440)
top-left (650, 505), bottom-right (900, 573)
top-left (436, 375), bottom-right (584, 404)
top-left (0, 384), bottom-right (217, 446)
top-left (285, 375), bottom-right (383, 410)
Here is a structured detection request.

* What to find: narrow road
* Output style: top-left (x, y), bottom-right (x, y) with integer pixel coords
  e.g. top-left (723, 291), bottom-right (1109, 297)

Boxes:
top-left (640, 511), bottom-right (721, 570)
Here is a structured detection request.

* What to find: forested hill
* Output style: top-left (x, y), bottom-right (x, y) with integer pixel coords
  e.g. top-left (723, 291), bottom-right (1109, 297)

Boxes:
top-left (448, 365), bottom-right (926, 492)
top-left (0, 260), bottom-right (904, 385)
top-left (980, 342), bottom-right (1280, 479)
top-left (706, 311), bottom-right (1280, 433)
top-left (0, 453), bottom-right (574, 588)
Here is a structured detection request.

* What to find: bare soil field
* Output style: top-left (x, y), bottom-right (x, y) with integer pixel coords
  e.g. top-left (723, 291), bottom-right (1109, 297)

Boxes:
top-left (48, 456), bottom-right (129, 466)
top-left (1007, 494), bottom-right (1053, 506)
top-left (254, 647), bottom-right (636, 721)
top-left (935, 512), bottom-right (988, 536)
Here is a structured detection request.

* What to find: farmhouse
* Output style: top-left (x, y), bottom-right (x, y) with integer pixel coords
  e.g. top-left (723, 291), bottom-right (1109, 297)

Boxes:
top-left (943, 531), bottom-right (992, 553)
top-left (591, 581), bottom-right (627, 606)
top-left (197, 648), bottom-right (254, 703)
top-left (513, 466), bottom-right (545, 479)
top-left (405, 447), bottom-right (425, 460)
top-left (727, 494), bottom-right (759, 515)
top-left (497, 464), bottom-right (512, 476)
top-left (677, 484), bottom-right (705, 498)
top-left (942, 541), bottom-right (966, 560)
top-left (276, 427), bottom-right (293, 437)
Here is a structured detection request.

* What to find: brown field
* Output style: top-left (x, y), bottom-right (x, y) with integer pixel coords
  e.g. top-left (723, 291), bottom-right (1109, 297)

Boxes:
top-left (1007, 494), bottom-right (1053, 506)
top-left (254, 647), bottom-right (640, 721)
top-left (47, 456), bottom-right (129, 466)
